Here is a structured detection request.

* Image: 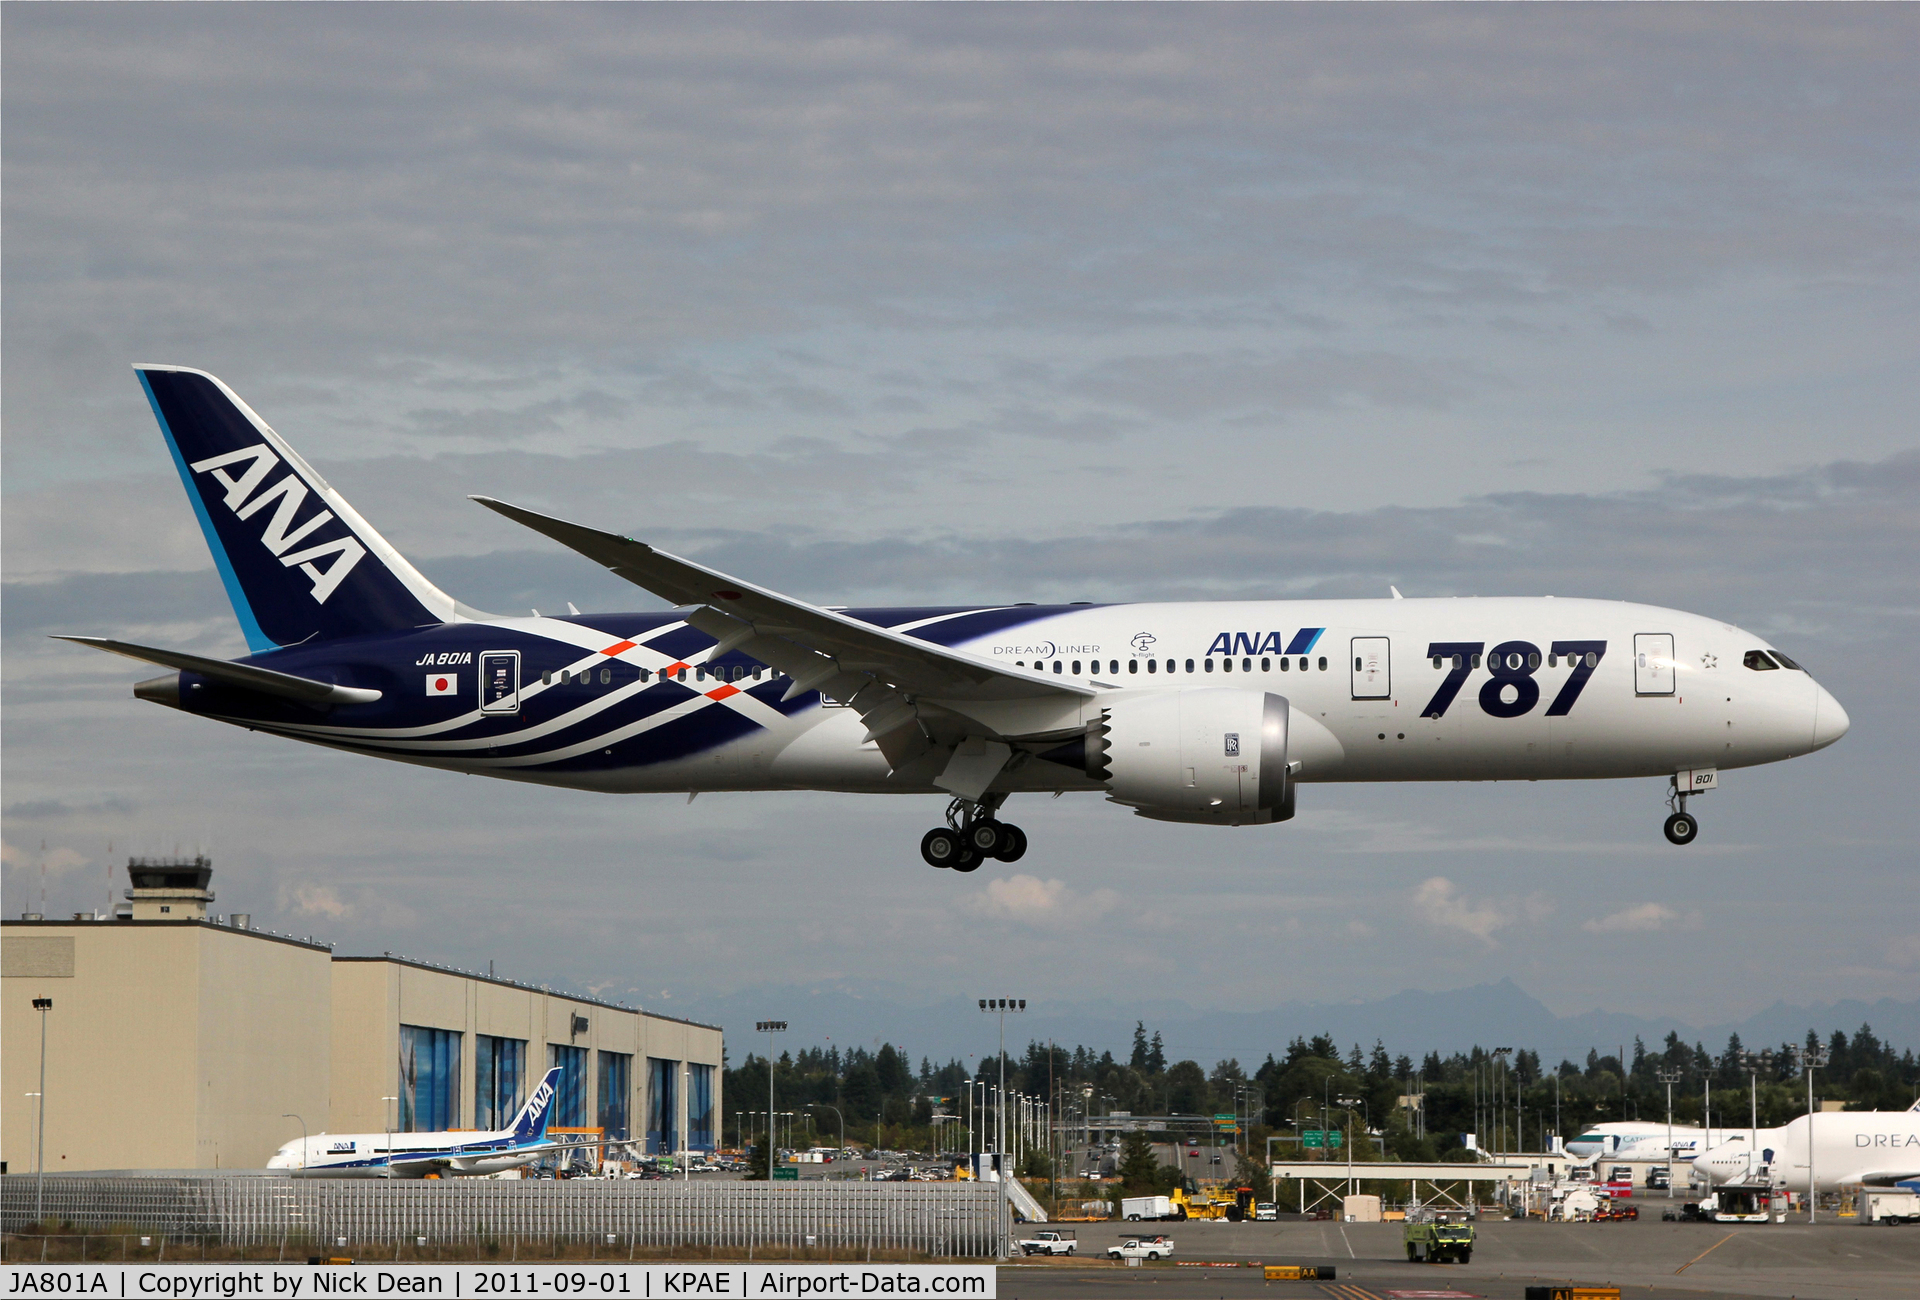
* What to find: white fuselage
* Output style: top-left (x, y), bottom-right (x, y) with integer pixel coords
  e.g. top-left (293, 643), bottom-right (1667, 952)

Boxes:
top-left (266, 1127), bottom-right (552, 1178)
top-left (254, 596), bottom-right (1847, 798)
top-left (1566, 1121), bottom-right (1714, 1163)
top-left (1692, 1112), bottom-right (1920, 1194)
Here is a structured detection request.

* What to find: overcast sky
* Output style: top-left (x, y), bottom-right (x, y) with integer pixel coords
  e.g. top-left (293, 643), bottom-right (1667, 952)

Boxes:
top-left (5, 5), bottom-right (1916, 1059)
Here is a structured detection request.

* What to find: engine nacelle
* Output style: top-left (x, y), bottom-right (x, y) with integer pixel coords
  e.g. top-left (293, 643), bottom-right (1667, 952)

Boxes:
top-left (1092, 689), bottom-right (1292, 826)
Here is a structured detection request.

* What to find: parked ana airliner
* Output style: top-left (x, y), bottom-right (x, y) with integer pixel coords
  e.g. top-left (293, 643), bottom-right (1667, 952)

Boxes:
top-left (1691, 1101), bottom-right (1920, 1194)
top-left (65, 367), bottom-right (1850, 867)
top-left (1566, 1121), bottom-right (1713, 1164)
top-left (265, 1067), bottom-right (587, 1177)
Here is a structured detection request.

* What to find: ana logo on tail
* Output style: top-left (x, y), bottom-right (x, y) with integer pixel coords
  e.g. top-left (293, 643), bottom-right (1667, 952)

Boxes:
top-left (189, 444), bottom-right (366, 604)
top-left (510, 1068), bottom-right (563, 1141)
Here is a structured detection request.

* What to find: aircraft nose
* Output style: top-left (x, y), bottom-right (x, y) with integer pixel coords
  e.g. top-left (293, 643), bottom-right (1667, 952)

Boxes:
top-left (1811, 684), bottom-right (1850, 751)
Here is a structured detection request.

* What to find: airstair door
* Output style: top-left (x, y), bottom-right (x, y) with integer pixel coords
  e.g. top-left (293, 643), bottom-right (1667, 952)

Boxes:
top-left (1351, 637), bottom-right (1390, 699)
top-left (1633, 633), bottom-right (1675, 696)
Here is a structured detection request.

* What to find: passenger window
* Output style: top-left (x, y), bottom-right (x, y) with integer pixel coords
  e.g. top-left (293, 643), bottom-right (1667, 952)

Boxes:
top-left (1261, 657), bottom-right (1271, 672)
top-left (1221, 658), bottom-right (1231, 673)
top-left (1316, 656), bottom-right (1326, 671)
top-left (1128, 660), bottom-right (1138, 674)
top-left (599, 667), bottom-right (612, 685)
top-left (1204, 659), bottom-right (1214, 673)
top-left (1583, 652), bottom-right (1597, 669)
top-left (676, 669), bottom-right (686, 682)
top-left (1744, 650), bottom-right (1779, 671)
top-left (1548, 654), bottom-right (1558, 667)
top-left (1186, 659), bottom-right (1196, 673)
top-left (1053, 661), bottom-right (1063, 674)
top-left (1769, 651), bottom-right (1802, 670)
top-left (641, 669), bottom-right (651, 682)
top-left (1470, 653), bottom-right (1482, 669)
top-left (1243, 657), bottom-right (1252, 672)
top-left (1072, 660), bottom-right (1082, 675)
top-left (1148, 659), bottom-right (1158, 673)
top-left (542, 670), bottom-right (553, 685)
top-left (1526, 652), bottom-right (1540, 670)
top-left (1431, 656), bottom-right (1442, 669)
top-left (1280, 657), bottom-right (1290, 672)
top-left (1111, 660), bottom-right (1120, 675)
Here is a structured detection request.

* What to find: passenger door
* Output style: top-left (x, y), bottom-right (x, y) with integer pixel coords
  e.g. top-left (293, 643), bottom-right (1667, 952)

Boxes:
top-left (1351, 636), bottom-right (1390, 699)
top-left (480, 650), bottom-right (521, 714)
top-left (1633, 633), bottom-right (1675, 696)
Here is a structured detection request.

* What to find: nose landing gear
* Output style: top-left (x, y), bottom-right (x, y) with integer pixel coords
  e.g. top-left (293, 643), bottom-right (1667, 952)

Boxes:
top-left (922, 795), bottom-right (1027, 871)
top-left (1664, 779), bottom-right (1700, 846)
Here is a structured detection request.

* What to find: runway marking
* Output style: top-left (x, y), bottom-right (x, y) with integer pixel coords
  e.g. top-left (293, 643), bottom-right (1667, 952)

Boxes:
top-left (1674, 1231), bottom-right (1736, 1274)
top-left (1337, 1224), bottom-right (1357, 1257)
top-left (1319, 1285), bottom-right (1384, 1300)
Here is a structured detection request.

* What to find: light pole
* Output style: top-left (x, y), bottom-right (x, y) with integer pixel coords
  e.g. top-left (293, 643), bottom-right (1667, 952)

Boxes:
top-left (32, 997), bottom-right (52, 1224)
top-left (1492, 1049), bottom-right (1512, 1158)
top-left (1797, 1044), bottom-right (1831, 1222)
top-left (1337, 1095), bottom-right (1360, 1195)
top-left (757, 1021), bottom-right (786, 1181)
top-left (1654, 1068), bottom-right (1682, 1199)
top-left (1738, 1048), bottom-right (1775, 1182)
top-left (977, 998), bottom-right (1025, 1169)
top-left (381, 1096), bottom-right (398, 1175)
top-left (282, 1113), bottom-right (308, 1170)
top-left (807, 1103), bottom-right (845, 1156)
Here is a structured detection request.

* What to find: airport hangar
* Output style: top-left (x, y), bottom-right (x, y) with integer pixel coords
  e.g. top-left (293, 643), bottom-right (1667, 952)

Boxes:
top-left (1, 858), bottom-right (722, 1173)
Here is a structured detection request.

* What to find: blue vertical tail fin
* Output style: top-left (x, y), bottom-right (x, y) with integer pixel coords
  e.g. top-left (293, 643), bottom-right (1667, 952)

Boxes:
top-left (508, 1067), bottom-right (565, 1143)
top-left (136, 365), bottom-right (462, 652)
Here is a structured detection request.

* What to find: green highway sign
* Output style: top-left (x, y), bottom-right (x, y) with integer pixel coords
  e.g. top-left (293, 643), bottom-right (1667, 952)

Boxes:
top-left (1301, 1130), bottom-right (1342, 1148)
top-left (1214, 1114), bottom-right (1235, 1122)
top-left (773, 1166), bottom-right (799, 1181)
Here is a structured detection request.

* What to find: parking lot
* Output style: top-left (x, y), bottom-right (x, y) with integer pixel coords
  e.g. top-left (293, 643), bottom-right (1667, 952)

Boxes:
top-left (1003, 1214), bottom-right (1920, 1300)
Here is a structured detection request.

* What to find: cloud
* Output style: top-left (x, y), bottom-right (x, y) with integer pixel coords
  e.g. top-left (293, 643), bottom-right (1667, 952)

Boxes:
top-left (290, 884), bottom-right (352, 919)
top-left (967, 874), bottom-right (1118, 925)
top-left (1583, 903), bottom-right (1682, 934)
top-left (1411, 877), bottom-right (1513, 946)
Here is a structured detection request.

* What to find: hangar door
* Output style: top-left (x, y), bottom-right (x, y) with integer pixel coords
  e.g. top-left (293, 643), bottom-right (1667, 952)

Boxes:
top-left (1351, 637), bottom-right (1390, 699)
top-left (1634, 633), bottom-right (1675, 696)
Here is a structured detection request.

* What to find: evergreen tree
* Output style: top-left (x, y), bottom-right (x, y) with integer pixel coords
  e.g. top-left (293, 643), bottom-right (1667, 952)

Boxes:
top-left (1117, 1131), bottom-right (1163, 1191)
top-left (1148, 1031), bottom-right (1167, 1074)
top-left (1131, 1022), bottom-right (1150, 1071)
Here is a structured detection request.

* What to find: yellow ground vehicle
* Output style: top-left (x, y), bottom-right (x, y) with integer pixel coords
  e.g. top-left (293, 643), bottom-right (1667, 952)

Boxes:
top-left (1170, 1185), bottom-right (1258, 1221)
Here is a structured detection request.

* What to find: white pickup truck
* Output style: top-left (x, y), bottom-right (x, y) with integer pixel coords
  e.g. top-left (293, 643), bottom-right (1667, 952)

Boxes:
top-left (1106, 1236), bottom-right (1174, 1261)
top-left (1017, 1230), bottom-right (1077, 1256)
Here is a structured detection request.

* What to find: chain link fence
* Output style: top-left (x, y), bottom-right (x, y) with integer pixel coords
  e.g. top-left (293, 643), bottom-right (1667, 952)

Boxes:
top-left (2, 1177), bottom-right (1010, 1257)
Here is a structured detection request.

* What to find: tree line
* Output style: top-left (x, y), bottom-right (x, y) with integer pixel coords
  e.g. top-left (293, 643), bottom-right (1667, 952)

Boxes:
top-left (720, 1020), bottom-right (1917, 1158)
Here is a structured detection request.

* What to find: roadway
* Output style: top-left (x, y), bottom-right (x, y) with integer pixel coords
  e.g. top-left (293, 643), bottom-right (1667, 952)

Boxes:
top-left (1004, 1215), bottom-right (1920, 1300)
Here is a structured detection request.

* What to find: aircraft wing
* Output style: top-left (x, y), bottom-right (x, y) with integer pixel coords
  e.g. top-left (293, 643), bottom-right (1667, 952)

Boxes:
top-left (1855, 1168), bottom-right (1920, 1187)
top-left (472, 497), bottom-right (1093, 764)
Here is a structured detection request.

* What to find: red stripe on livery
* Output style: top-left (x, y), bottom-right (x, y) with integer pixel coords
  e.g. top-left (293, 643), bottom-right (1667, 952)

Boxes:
top-left (705, 685), bottom-right (740, 701)
top-left (600, 640), bottom-right (637, 656)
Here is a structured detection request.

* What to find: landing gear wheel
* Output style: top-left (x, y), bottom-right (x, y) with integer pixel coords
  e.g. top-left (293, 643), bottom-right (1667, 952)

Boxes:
top-left (921, 828), bottom-right (963, 868)
top-left (951, 845), bottom-right (983, 873)
top-left (1664, 811), bottom-right (1698, 845)
top-left (966, 820), bottom-right (1003, 855)
top-left (992, 824), bottom-right (1028, 863)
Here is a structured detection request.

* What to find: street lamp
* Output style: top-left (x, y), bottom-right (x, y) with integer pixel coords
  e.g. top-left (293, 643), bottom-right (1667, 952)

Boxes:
top-left (806, 1103), bottom-right (845, 1157)
top-left (1797, 1044), bottom-right (1831, 1222)
top-left (282, 1113), bottom-right (308, 1171)
top-left (1653, 1068), bottom-right (1682, 1199)
top-left (1491, 1048), bottom-right (1512, 1158)
top-left (756, 1022), bottom-right (786, 1182)
top-left (977, 998), bottom-right (1025, 1168)
top-left (1337, 1095), bottom-right (1362, 1195)
top-left (32, 997), bottom-right (52, 1224)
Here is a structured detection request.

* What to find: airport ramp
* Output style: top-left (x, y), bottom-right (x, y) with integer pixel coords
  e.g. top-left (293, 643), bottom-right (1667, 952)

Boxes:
top-left (1003, 1175), bottom-right (1048, 1222)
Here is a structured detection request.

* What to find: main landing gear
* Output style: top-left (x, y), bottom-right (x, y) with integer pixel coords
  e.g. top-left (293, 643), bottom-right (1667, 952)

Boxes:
top-left (921, 795), bottom-right (1028, 872)
top-left (1664, 782), bottom-right (1700, 846)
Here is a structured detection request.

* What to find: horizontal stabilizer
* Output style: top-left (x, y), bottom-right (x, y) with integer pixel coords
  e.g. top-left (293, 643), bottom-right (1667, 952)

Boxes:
top-left (54, 636), bottom-right (382, 706)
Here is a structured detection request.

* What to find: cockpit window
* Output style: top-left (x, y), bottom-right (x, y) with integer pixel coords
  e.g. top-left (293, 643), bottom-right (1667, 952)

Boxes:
top-left (1768, 651), bottom-right (1802, 671)
top-left (1743, 650), bottom-right (1779, 671)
